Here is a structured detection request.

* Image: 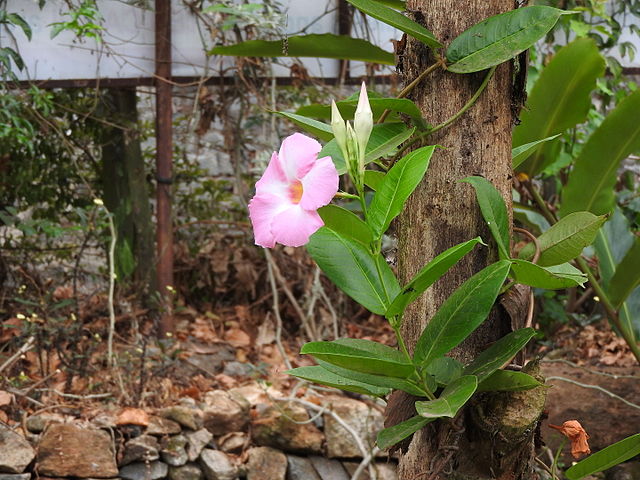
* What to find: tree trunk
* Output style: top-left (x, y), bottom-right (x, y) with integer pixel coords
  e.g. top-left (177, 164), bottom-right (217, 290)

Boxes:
top-left (390, 1), bottom-right (547, 479)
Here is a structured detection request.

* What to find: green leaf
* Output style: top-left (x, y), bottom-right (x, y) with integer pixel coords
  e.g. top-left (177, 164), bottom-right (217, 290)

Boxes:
top-left (476, 370), bottom-right (542, 392)
top-left (513, 38), bottom-right (605, 176)
top-left (346, 0), bottom-right (442, 49)
top-left (367, 145), bottom-right (435, 239)
top-left (364, 170), bottom-right (385, 191)
top-left (608, 238), bottom-right (640, 309)
top-left (287, 366), bottom-right (390, 397)
top-left (414, 261), bottom-right (511, 367)
top-left (371, 0), bottom-right (405, 9)
top-left (464, 328), bottom-right (537, 382)
top-left (8, 13), bottom-right (32, 40)
top-left (386, 237), bottom-right (484, 318)
top-left (316, 360), bottom-right (426, 396)
top-left (307, 227), bottom-right (400, 315)
top-left (425, 357), bottom-right (463, 386)
top-left (377, 415), bottom-right (434, 450)
top-left (320, 123), bottom-right (412, 174)
top-left (415, 375), bottom-right (478, 418)
top-left (511, 134), bottom-right (561, 169)
top-left (300, 338), bottom-right (414, 378)
top-left (565, 433), bottom-right (640, 480)
top-left (446, 6), bottom-right (568, 74)
top-left (510, 260), bottom-right (587, 289)
top-left (275, 112), bottom-right (333, 141)
top-left (560, 89), bottom-right (640, 217)
top-left (461, 177), bottom-right (510, 259)
top-left (518, 212), bottom-right (608, 266)
top-left (210, 34), bottom-right (395, 65)
top-left (318, 205), bottom-right (373, 248)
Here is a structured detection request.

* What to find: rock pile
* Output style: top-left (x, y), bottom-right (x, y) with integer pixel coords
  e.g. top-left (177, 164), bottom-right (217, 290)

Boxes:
top-left (0, 383), bottom-right (396, 480)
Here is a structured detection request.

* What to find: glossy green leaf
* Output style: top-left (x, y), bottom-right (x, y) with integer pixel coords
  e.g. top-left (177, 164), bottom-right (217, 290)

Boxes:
top-left (464, 328), bottom-right (536, 382)
top-left (364, 170), bottom-right (385, 191)
top-left (386, 237), bottom-right (484, 318)
top-left (513, 38), bottom-right (605, 176)
top-left (461, 177), bottom-right (510, 259)
top-left (276, 112), bottom-right (333, 141)
top-left (565, 433), bottom-right (640, 480)
top-left (317, 360), bottom-right (426, 396)
top-left (414, 261), bottom-right (511, 368)
top-left (476, 370), bottom-right (542, 392)
top-left (377, 415), bottom-right (434, 450)
top-left (307, 227), bottom-right (400, 315)
top-left (318, 205), bottom-right (373, 248)
top-left (210, 34), bottom-right (395, 64)
top-left (371, 0), bottom-right (405, 9)
top-left (320, 123), bottom-right (412, 173)
top-left (287, 366), bottom-right (390, 397)
top-left (518, 212), bottom-right (608, 266)
top-left (561, 89), bottom-right (640, 217)
top-left (511, 260), bottom-right (587, 289)
top-left (7, 13), bottom-right (32, 40)
top-left (446, 6), bottom-right (567, 74)
top-left (415, 375), bottom-right (478, 418)
top-left (368, 146), bottom-right (435, 240)
top-left (609, 238), bottom-right (640, 309)
top-left (347, 0), bottom-right (442, 49)
top-left (301, 338), bottom-right (413, 377)
top-left (511, 134), bottom-right (561, 169)
top-left (425, 357), bottom-right (463, 386)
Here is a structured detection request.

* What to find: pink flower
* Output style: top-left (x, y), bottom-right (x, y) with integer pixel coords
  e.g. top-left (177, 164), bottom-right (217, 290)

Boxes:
top-left (249, 133), bottom-right (339, 248)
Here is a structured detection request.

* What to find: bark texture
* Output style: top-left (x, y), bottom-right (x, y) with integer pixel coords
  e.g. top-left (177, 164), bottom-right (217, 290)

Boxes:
top-left (390, 1), bottom-right (546, 479)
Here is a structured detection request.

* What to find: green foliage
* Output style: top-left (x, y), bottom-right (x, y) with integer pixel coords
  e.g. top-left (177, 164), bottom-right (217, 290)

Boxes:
top-left (415, 376), bottom-right (477, 418)
top-left (476, 370), bottom-right (542, 392)
top-left (565, 434), bottom-right (640, 480)
top-left (49, 0), bottom-right (104, 41)
top-left (377, 416), bottom-right (433, 451)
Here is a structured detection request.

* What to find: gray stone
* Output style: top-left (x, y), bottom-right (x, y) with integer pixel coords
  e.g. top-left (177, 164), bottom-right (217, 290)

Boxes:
top-left (202, 391), bottom-right (249, 436)
top-left (286, 455), bottom-right (320, 480)
top-left (25, 413), bottom-right (65, 434)
top-left (182, 342), bottom-right (236, 377)
top-left (323, 396), bottom-right (383, 458)
top-left (161, 435), bottom-right (188, 467)
top-left (199, 449), bottom-right (237, 480)
top-left (119, 461), bottom-right (168, 480)
top-left (308, 457), bottom-right (349, 480)
top-left (0, 474), bottom-right (31, 480)
top-left (0, 425), bottom-right (35, 474)
top-left (342, 461), bottom-right (397, 480)
top-left (37, 424), bottom-right (117, 478)
top-left (186, 429), bottom-right (213, 462)
top-left (147, 416), bottom-right (182, 436)
top-left (217, 432), bottom-right (246, 453)
top-left (120, 435), bottom-right (160, 466)
top-left (252, 402), bottom-right (323, 454)
top-left (246, 447), bottom-right (286, 480)
top-left (606, 462), bottom-right (640, 480)
top-left (222, 362), bottom-right (252, 377)
top-left (168, 463), bottom-right (203, 480)
top-left (160, 406), bottom-right (203, 431)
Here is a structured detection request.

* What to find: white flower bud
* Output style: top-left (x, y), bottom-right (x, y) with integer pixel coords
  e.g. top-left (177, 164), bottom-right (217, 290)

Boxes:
top-left (354, 82), bottom-right (373, 161)
top-left (330, 100), bottom-right (348, 157)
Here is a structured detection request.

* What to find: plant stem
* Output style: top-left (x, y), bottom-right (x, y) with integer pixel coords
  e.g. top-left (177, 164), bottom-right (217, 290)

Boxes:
top-left (335, 191), bottom-right (360, 200)
top-left (525, 180), bottom-right (557, 225)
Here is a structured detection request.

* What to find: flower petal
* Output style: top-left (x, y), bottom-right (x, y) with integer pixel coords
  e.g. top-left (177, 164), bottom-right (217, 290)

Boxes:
top-left (279, 133), bottom-right (322, 180)
top-left (299, 156), bottom-right (339, 210)
top-left (248, 193), bottom-right (290, 248)
top-left (271, 205), bottom-right (324, 247)
top-left (255, 152), bottom-right (289, 197)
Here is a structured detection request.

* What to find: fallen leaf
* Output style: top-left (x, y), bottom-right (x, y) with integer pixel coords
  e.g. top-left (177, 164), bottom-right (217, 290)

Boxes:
top-left (549, 420), bottom-right (591, 458)
top-left (224, 328), bottom-right (251, 348)
top-left (116, 407), bottom-right (149, 427)
top-left (0, 391), bottom-right (14, 407)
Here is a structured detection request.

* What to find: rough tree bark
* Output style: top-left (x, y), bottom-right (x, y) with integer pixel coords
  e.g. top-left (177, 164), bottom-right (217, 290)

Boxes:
top-left (388, 1), bottom-right (547, 479)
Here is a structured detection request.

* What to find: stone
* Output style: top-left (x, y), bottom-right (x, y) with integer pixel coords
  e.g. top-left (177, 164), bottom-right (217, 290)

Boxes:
top-left (119, 461), bottom-right (168, 480)
top-left (251, 402), bottom-right (323, 454)
top-left (25, 413), bottom-right (65, 433)
top-left (37, 424), bottom-right (117, 478)
top-left (0, 424), bottom-right (35, 474)
top-left (169, 463), bottom-right (203, 480)
top-left (161, 435), bottom-right (189, 467)
top-left (119, 435), bottom-right (160, 466)
top-left (0, 474), bottom-right (31, 480)
top-left (246, 447), bottom-right (286, 480)
top-left (199, 449), bottom-right (237, 480)
top-left (202, 390), bottom-right (249, 436)
top-left (605, 462), bottom-right (640, 480)
top-left (217, 432), bottom-right (246, 453)
top-left (343, 461), bottom-right (397, 480)
top-left (147, 416), bottom-right (182, 436)
top-left (91, 412), bottom-right (118, 430)
top-left (323, 396), bottom-right (383, 458)
top-left (308, 457), bottom-right (349, 480)
top-left (181, 342), bottom-right (236, 377)
top-left (160, 406), bottom-right (203, 431)
top-left (286, 455), bottom-right (320, 480)
top-left (222, 362), bottom-right (252, 377)
top-left (185, 429), bottom-right (213, 462)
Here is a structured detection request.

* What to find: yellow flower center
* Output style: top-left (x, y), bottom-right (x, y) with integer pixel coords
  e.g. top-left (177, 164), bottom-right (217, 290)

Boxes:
top-left (289, 180), bottom-right (303, 204)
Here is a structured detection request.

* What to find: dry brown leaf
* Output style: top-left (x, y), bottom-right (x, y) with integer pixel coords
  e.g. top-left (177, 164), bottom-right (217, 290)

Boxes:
top-left (0, 391), bottom-right (14, 407)
top-left (549, 420), bottom-right (591, 458)
top-left (116, 407), bottom-right (149, 427)
top-left (224, 327), bottom-right (251, 348)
